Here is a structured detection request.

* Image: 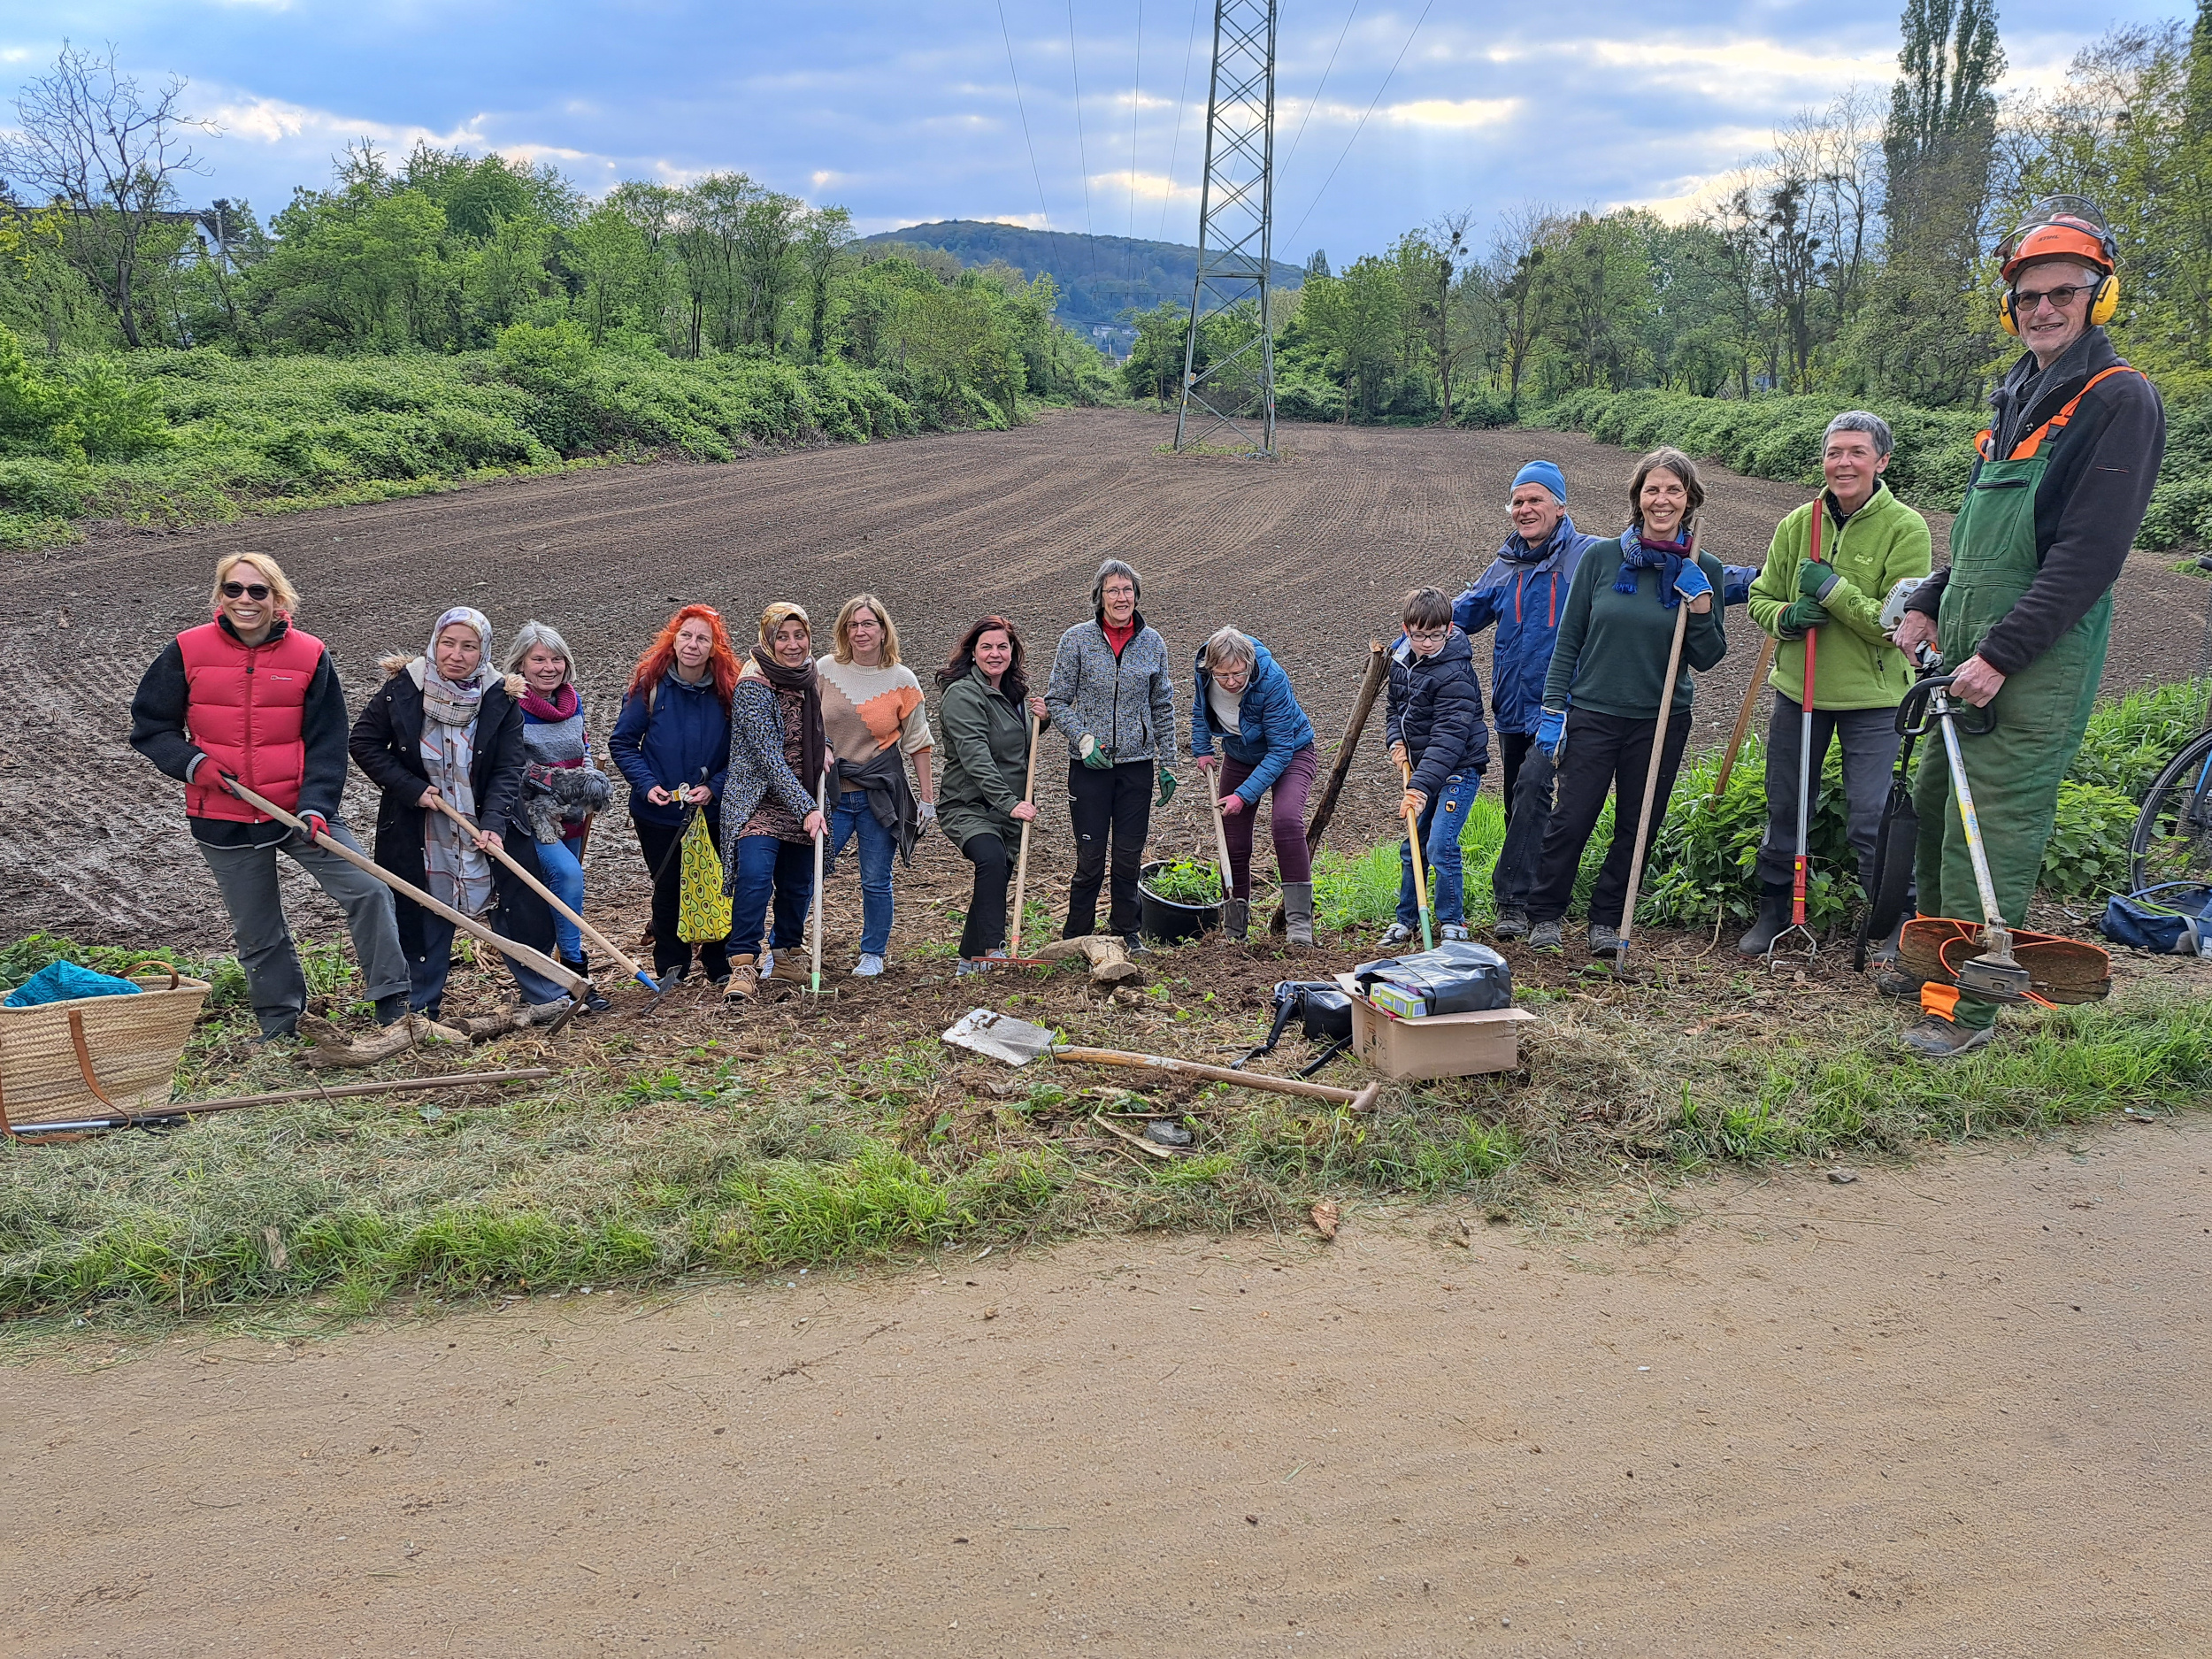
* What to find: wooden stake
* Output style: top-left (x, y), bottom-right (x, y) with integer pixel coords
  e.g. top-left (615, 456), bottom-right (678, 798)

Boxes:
top-left (1302, 640), bottom-right (1389, 856)
top-left (1713, 633), bottom-right (1777, 796)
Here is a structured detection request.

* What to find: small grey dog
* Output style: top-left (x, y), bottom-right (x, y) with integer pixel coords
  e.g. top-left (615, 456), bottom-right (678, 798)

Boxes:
top-left (520, 764), bottom-right (614, 842)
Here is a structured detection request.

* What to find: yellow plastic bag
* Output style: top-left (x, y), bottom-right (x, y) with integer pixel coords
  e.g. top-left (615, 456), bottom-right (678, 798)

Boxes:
top-left (677, 811), bottom-right (732, 943)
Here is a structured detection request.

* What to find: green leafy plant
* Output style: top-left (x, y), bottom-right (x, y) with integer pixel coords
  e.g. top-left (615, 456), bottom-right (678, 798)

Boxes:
top-left (2067, 678), bottom-right (2210, 802)
top-left (1142, 858), bottom-right (1225, 906)
top-left (2037, 780), bottom-right (2137, 897)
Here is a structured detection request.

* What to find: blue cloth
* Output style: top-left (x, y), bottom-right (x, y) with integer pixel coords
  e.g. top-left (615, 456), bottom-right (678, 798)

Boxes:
top-left (1616, 528), bottom-right (1692, 608)
top-left (608, 673), bottom-right (731, 828)
top-left (827, 792), bottom-right (895, 956)
top-left (1397, 772), bottom-right (1481, 928)
top-left (728, 833), bottom-right (815, 960)
top-left (3, 960), bottom-right (142, 1007)
top-left (1672, 562), bottom-right (1714, 602)
top-left (1511, 459), bottom-right (1568, 505)
top-left (1187, 638), bottom-right (1317, 808)
top-left (538, 834), bottom-right (587, 961)
top-left (1452, 513), bottom-right (1602, 736)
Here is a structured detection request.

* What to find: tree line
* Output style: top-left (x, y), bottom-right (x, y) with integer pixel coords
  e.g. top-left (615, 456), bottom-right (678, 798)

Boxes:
top-left (0, 44), bottom-right (1117, 422)
top-left (1125, 0), bottom-right (2212, 421)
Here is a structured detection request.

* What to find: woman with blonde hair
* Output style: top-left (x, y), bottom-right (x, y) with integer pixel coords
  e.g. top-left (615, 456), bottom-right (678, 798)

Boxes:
top-left (720, 603), bottom-right (830, 1002)
top-left (130, 549), bottom-right (410, 1041)
top-left (817, 592), bottom-right (935, 977)
top-left (503, 620), bottom-right (615, 1010)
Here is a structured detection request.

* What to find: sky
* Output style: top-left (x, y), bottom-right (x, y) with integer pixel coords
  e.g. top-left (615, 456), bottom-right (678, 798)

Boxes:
top-left (0, 1), bottom-right (2178, 264)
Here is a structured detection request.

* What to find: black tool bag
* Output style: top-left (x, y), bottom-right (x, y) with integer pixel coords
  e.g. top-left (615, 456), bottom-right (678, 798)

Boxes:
top-left (1234, 980), bottom-right (1355, 1076)
top-left (1352, 940), bottom-right (1513, 1015)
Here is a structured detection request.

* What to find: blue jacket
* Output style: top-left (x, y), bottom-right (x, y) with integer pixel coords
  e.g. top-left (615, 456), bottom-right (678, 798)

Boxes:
top-left (1188, 639), bottom-right (1317, 807)
top-left (1454, 514), bottom-right (1761, 736)
top-left (608, 672), bottom-right (732, 827)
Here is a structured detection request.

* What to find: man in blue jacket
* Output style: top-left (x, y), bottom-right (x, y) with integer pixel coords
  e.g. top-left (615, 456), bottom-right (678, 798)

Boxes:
top-left (1454, 460), bottom-right (1759, 940)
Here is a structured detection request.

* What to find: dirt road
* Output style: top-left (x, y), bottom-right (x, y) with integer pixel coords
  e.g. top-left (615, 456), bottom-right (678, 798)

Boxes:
top-left (6, 409), bottom-right (2206, 945)
top-left (6, 1118), bottom-right (2207, 1656)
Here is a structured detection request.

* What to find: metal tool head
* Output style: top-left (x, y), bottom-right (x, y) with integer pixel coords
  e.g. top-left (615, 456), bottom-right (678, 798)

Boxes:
top-left (1957, 926), bottom-right (2033, 1002)
top-left (1764, 924), bottom-right (1818, 966)
top-left (941, 1008), bottom-right (1059, 1067)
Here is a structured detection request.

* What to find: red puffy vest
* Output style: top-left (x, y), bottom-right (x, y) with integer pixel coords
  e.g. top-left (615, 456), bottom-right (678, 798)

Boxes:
top-left (177, 619), bottom-right (326, 823)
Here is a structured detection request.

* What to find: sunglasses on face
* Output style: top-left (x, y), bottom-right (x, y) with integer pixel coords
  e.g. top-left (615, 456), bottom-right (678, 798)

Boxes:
top-left (2013, 284), bottom-right (2088, 314)
top-left (221, 581), bottom-right (272, 600)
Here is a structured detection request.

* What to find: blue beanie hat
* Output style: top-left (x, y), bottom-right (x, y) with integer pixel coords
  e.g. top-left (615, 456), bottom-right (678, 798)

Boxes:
top-left (1511, 459), bottom-right (1567, 503)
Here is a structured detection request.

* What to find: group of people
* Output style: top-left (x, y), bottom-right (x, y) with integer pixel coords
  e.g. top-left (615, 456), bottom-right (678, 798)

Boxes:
top-left (127, 196), bottom-right (2162, 1065)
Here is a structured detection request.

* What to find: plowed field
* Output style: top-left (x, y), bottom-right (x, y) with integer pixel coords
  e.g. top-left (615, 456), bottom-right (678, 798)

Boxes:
top-left (5, 407), bottom-right (2204, 948)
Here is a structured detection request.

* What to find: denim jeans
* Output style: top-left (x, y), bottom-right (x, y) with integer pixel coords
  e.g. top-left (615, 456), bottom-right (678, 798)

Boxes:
top-left (537, 834), bottom-right (588, 961)
top-left (411, 915), bottom-right (571, 1013)
top-left (826, 791), bottom-right (895, 956)
top-left (728, 833), bottom-right (815, 961)
top-left (1396, 772), bottom-right (1479, 927)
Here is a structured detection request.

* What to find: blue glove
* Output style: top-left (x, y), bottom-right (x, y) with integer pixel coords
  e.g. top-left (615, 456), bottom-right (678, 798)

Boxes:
top-left (1672, 563), bottom-right (1713, 603)
top-left (1535, 707), bottom-right (1567, 758)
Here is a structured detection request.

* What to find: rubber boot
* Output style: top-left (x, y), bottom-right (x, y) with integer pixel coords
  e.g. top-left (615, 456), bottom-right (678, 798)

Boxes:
top-left (1282, 881), bottom-right (1317, 948)
top-left (1736, 885), bottom-right (1793, 956)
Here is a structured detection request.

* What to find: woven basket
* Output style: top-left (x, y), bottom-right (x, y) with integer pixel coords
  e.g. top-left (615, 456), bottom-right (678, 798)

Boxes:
top-left (0, 963), bottom-right (212, 1130)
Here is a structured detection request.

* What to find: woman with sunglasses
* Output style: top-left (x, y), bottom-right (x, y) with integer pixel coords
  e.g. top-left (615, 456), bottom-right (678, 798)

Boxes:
top-left (131, 550), bottom-right (412, 1044)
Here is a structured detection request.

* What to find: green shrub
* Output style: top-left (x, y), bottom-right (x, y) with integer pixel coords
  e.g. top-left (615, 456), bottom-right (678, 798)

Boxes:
top-left (2068, 678), bottom-right (2209, 800)
top-left (2037, 780), bottom-right (2137, 898)
top-left (1640, 737), bottom-right (1860, 929)
top-left (1143, 858), bottom-right (1225, 905)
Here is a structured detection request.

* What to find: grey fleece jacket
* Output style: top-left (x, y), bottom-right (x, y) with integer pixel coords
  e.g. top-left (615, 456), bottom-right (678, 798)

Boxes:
top-left (1045, 610), bottom-right (1178, 765)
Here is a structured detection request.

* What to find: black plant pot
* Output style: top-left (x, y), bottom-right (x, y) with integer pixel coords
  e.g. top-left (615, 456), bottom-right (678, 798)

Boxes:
top-left (1137, 859), bottom-right (1221, 945)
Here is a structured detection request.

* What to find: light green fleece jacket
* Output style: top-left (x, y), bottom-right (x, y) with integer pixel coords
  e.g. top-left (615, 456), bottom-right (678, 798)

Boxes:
top-left (1747, 481), bottom-right (1932, 710)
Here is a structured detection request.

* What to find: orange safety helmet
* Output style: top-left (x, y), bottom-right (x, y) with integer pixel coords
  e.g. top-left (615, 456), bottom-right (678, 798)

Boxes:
top-left (1995, 195), bottom-right (2120, 334)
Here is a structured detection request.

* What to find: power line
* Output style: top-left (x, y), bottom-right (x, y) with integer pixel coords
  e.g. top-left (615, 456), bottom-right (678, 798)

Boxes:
top-left (1280, 0), bottom-right (1358, 176)
top-left (1285, 0), bottom-right (1432, 250)
top-left (1067, 0), bottom-right (1097, 273)
top-left (996, 0), bottom-right (1052, 230)
top-left (1156, 0), bottom-right (1205, 242)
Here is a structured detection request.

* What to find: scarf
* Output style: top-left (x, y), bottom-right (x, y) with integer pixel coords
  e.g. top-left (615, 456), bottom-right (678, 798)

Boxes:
top-left (1614, 526), bottom-right (1692, 610)
top-left (1500, 515), bottom-right (1571, 564)
top-left (517, 682), bottom-right (588, 767)
top-left (420, 606), bottom-right (494, 727)
top-left (419, 717), bottom-right (493, 916)
top-left (749, 643), bottom-right (826, 793)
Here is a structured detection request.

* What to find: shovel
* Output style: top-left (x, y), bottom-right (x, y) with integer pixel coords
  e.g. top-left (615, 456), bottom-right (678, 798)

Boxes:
top-left (425, 795), bottom-right (663, 1000)
top-left (1206, 763), bottom-right (1248, 940)
top-left (941, 1009), bottom-right (1384, 1112)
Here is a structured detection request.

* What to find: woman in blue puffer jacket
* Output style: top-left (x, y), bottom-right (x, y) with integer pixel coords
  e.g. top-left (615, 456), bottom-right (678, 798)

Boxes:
top-left (1190, 627), bottom-right (1319, 944)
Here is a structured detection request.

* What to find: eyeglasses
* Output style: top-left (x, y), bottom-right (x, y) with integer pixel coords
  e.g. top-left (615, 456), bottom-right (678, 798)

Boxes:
top-left (221, 582), bottom-right (272, 600)
top-left (1407, 627), bottom-right (1449, 643)
top-left (2013, 283), bottom-right (2087, 314)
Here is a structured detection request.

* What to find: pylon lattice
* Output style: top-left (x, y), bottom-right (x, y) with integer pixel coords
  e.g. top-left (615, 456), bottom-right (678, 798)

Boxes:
top-left (1172, 0), bottom-right (1277, 458)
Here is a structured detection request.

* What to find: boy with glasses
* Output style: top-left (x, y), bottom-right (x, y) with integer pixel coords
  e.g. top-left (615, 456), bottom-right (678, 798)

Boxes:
top-left (1379, 587), bottom-right (1489, 948)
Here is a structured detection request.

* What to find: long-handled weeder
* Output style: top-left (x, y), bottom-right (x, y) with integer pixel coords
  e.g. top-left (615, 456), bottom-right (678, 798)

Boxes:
top-left (1766, 615), bottom-right (1820, 964)
top-left (808, 767), bottom-right (834, 998)
top-left (1609, 526), bottom-right (1701, 979)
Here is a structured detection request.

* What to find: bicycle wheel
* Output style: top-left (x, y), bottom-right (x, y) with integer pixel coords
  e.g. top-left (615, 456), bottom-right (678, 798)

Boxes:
top-left (2130, 729), bottom-right (2212, 890)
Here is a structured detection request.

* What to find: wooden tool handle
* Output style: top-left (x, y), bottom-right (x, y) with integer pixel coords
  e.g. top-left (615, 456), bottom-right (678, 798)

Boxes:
top-left (1713, 633), bottom-right (1777, 797)
top-left (1053, 1045), bottom-right (1371, 1107)
top-left (425, 794), bottom-right (646, 984)
top-left (222, 779), bottom-right (587, 995)
top-left (1616, 525), bottom-right (1701, 954)
top-left (1010, 712), bottom-right (1041, 960)
top-left (1206, 763), bottom-right (1238, 905)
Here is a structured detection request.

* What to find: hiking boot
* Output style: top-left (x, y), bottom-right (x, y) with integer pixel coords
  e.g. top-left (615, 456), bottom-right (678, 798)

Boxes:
top-left (1377, 922), bottom-right (1417, 950)
top-left (1527, 919), bottom-right (1563, 951)
top-left (373, 992), bottom-right (410, 1028)
top-left (1493, 909), bottom-right (1531, 941)
top-left (725, 956), bottom-right (759, 1002)
top-left (852, 953), bottom-right (886, 978)
top-left (1281, 881), bottom-right (1317, 948)
top-left (1900, 1015), bottom-right (1993, 1060)
top-left (1588, 924), bottom-right (1622, 956)
top-left (1874, 967), bottom-right (1926, 1001)
top-left (1440, 922), bottom-right (1471, 943)
top-left (1736, 885), bottom-right (1793, 956)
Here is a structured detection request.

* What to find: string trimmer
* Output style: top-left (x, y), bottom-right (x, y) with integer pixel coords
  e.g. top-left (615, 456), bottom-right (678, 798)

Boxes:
top-left (1906, 673), bottom-right (2029, 1002)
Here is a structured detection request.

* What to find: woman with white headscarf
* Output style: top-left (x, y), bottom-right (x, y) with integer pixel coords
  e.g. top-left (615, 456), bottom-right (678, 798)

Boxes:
top-left (349, 606), bottom-right (571, 1024)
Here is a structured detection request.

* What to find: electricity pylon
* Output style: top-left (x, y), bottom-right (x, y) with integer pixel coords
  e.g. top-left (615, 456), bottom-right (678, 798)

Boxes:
top-left (1172, 0), bottom-right (1277, 458)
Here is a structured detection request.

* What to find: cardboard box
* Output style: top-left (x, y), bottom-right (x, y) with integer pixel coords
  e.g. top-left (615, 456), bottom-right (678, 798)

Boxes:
top-left (1335, 973), bottom-right (1536, 1081)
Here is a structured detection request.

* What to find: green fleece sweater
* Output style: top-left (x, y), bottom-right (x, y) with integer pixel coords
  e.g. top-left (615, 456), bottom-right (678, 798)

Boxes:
top-left (1543, 534), bottom-right (1729, 719)
top-left (1747, 482), bottom-right (1932, 710)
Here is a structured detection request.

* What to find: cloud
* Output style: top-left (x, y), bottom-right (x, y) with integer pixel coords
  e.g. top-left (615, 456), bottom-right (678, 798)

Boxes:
top-left (1384, 96), bottom-right (1520, 131)
top-left (1085, 168), bottom-right (1197, 204)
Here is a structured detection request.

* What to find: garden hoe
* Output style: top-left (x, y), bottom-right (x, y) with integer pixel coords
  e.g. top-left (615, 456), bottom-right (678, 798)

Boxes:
top-left (941, 1009), bottom-right (1383, 1112)
top-left (1608, 526), bottom-right (1701, 979)
top-left (425, 794), bottom-right (664, 1002)
top-left (1766, 611), bottom-right (1820, 964)
top-left (1400, 760), bottom-right (1434, 951)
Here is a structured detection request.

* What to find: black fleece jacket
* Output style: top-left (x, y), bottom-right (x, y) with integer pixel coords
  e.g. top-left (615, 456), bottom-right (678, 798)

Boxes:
top-left (1907, 328), bottom-right (2166, 676)
top-left (128, 616), bottom-right (349, 849)
top-left (1385, 626), bottom-right (1490, 799)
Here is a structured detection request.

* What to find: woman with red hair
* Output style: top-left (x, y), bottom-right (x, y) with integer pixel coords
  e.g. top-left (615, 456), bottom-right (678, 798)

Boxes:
top-left (610, 604), bottom-right (741, 985)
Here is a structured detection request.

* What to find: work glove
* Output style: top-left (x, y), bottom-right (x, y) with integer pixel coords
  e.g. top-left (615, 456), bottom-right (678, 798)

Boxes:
top-left (1155, 769), bottom-right (1179, 809)
top-left (1798, 557), bottom-right (1842, 603)
top-left (1778, 596), bottom-right (1828, 638)
top-left (184, 752), bottom-right (207, 782)
top-left (1078, 733), bottom-right (1112, 771)
top-left (918, 801), bottom-right (938, 824)
top-left (298, 810), bottom-right (330, 842)
top-left (1401, 789), bottom-right (1426, 820)
top-left (1387, 741), bottom-right (1409, 772)
top-left (1534, 707), bottom-right (1567, 759)
top-left (1672, 563), bottom-right (1713, 603)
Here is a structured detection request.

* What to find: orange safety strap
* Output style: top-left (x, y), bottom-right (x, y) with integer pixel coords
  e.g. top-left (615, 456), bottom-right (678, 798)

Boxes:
top-left (1978, 365), bottom-right (2142, 462)
top-left (1920, 981), bottom-right (1962, 1021)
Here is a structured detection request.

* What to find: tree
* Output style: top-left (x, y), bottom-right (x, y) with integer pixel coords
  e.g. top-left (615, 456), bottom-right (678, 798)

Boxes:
top-left (0, 42), bottom-right (213, 348)
top-left (1538, 212), bottom-right (1651, 391)
top-left (796, 206), bottom-right (853, 362)
top-left (1486, 204), bottom-right (1554, 405)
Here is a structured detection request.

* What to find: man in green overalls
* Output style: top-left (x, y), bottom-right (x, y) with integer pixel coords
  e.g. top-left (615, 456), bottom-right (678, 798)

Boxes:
top-left (1891, 196), bottom-right (2166, 1058)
